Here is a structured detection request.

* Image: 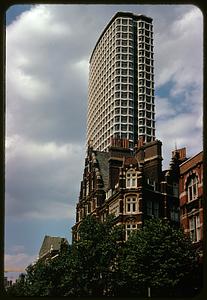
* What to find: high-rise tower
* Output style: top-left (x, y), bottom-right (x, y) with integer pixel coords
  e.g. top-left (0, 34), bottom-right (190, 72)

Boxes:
top-left (87, 12), bottom-right (155, 151)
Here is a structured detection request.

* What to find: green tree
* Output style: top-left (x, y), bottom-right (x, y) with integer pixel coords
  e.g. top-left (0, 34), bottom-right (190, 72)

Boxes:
top-left (6, 273), bottom-right (27, 296)
top-left (118, 218), bottom-right (200, 297)
top-left (68, 214), bottom-right (124, 296)
top-left (6, 217), bottom-right (201, 297)
top-left (6, 215), bottom-right (124, 296)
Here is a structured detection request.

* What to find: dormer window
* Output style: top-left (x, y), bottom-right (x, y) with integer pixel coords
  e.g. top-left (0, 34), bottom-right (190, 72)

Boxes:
top-left (126, 169), bottom-right (137, 188)
top-left (187, 176), bottom-right (198, 202)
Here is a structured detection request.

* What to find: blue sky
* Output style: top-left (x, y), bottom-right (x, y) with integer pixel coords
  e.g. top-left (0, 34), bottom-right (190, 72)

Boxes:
top-left (6, 5), bottom-right (32, 25)
top-left (5, 4), bottom-right (203, 280)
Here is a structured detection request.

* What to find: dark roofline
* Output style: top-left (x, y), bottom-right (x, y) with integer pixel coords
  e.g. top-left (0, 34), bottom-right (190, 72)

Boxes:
top-left (179, 151), bottom-right (203, 168)
top-left (89, 11), bottom-right (153, 63)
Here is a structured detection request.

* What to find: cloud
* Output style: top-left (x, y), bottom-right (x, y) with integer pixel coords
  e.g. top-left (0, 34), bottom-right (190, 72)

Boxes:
top-left (6, 5), bottom-right (89, 145)
top-left (5, 252), bottom-right (37, 272)
top-left (5, 135), bottom-right (84, 220)
top-left (154, 6), bottom-right (203, 89)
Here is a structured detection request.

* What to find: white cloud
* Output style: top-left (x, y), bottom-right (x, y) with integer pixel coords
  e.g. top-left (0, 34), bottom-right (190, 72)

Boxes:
top-left (24, 202), bottom-right (75, 220)
top-left (155, 96), bottom-right (177, 120)
top-left (5, 135), bottom-right (85, 220)
top-left (154, 6), bottom-right (203, 90)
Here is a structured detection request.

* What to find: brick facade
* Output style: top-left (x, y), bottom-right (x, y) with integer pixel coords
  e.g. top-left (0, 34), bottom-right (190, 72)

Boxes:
top-left (179, 152), bottom-right (203, 255)
top-left (72, 139), bottom-right (186, 241)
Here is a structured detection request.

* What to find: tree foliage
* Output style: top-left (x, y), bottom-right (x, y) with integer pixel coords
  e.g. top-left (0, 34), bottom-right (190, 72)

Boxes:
top-left (6, 216), bottom-right (201, 297)
top-left (118, 218), bottom-right (200, 297)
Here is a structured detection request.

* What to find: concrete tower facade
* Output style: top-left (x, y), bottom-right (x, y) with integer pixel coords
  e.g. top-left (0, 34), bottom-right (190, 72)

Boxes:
top-left (87, 12), bottom-right (155, 151)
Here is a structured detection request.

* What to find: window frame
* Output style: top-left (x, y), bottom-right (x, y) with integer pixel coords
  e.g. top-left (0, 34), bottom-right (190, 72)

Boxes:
top-left (189, 215), bottom-right (201, 242)
top-left (187, 176), bottom-right (198, 202)
top-left (125, 196), bottom-right (137, 214)
top-left (126, 169), bottom-right (137, 188)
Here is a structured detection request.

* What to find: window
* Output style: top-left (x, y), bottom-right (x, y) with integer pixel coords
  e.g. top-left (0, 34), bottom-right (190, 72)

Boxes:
top-left (126, 170), bottom-right (137, 188)
top-left (87, 202), bottom-right (91, 214)
top-left (126, 197), bottom-right (137, 213)
top-left (188, 176), bottom-right (198, 201)
top-left (154, 201), bottom-right (159, 217)
top-left (189, 215), bottom-right (201, 242)
top-left (86, 181), bottom-right (89, 196)
top-left (170, 205), bottom-right (179, 222)
top-left (147, 199), bottom-right (152, 216)
top-left (173, 183), bottom-right (179, 197)
top-left (125, 223), bottom-right (137, 240)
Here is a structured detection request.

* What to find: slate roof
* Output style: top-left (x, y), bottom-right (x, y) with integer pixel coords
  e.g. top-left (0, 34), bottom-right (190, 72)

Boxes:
top-left (39, 235), bottom-right (68, 258)
top-left (95, 151), bottom-right (110, 191)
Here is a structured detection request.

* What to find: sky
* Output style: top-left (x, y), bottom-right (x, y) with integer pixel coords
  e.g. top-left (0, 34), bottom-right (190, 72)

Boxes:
top-left (5, 4), bottom-right (203, 280)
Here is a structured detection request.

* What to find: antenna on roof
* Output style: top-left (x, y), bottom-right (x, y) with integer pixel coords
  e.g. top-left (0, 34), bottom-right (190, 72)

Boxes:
top-left (175, 140), bottom-right (177, 151)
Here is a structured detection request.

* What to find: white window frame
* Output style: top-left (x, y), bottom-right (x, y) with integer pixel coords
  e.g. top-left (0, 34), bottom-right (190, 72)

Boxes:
top-left (187, 176), bottom-right (198, 202)
top-left (126, 169), bottom-right (137, 188)
top-left (125, 223), bottom-right (137, 240)
top-left (189, 215), bottom-right (201, 242)
top-left (125, 197), bottom-right (137, 214)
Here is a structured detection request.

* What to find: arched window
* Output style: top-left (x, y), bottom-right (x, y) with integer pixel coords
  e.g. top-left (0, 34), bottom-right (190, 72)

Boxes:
top-left (187, 176), bottom-right (198, 201)
top-left (126, 169), bottom-right (137, 188)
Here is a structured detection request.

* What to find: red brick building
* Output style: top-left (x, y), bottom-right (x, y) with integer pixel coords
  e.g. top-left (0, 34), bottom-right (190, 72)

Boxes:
top-left (179, 151), bottom-right (203, 254)
top-left (72, 139), bottom-right (187, 241)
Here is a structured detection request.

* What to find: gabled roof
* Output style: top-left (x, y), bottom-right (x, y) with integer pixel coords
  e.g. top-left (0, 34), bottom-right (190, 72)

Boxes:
top-left (39, 235), bottom-right (68, 258)
top-left (95, 151), bottom-right (110, 191)
top-left (124, 156), bottom-right (139, 167)
top-left (180, 151), bottom-right (203, 174)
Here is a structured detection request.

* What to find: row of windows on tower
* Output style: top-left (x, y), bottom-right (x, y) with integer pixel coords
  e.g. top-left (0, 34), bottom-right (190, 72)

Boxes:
top-left (139, 128), bottom-right (155, 135)
top-left (138, 57), bottom-right (154, 65)
top-left (138, 28), bottom-right (153, 36)
top-left (90, 64), bottom-right (135, 85)
top-left (89, 115), bottom-right (133, 135)
top-left (90, 62), bottom-right (154, 93)
top-left (115, 25), bottom-right (133, 32)
top-left (116, 18), bottom-right (152, 30)
top-left (89, 73), bottom-right (154, 104)
top-left (91, 41), bottom-right (134, 68)
top-left (115, 53), bottom-right (133, 60)
top-left (114, 124), bottom-right (133, 131)
top-left (115, 39), bottom-right (133, 46)
top-left (88, 92), bottom-right (155, 125)
top-left (91, 60), bottom-right (154, 86)
top-left (89, 73), bottom-right (154, 99)
top-left (114, 99), bottom-right (133, 106)
top-left (88, 88), bottom-right (155, 118)
top-left (88, 105), bottom-right (155, 136)
top-left (93, 20), bottom-right (152, 65)
top-left (92, 40), bottom-right (153, 68)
